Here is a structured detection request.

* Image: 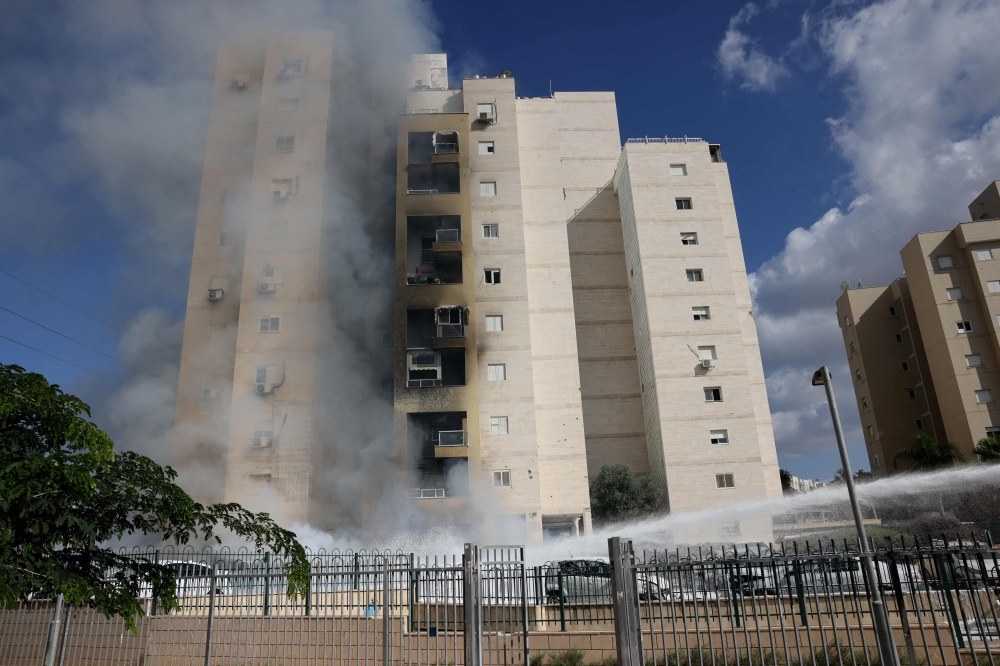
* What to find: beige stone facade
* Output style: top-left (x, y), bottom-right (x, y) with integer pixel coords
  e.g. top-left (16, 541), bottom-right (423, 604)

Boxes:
top-left (176, 38), bottom-right (781, 543)
top-left (837, 181), bottom-right (1000, 474)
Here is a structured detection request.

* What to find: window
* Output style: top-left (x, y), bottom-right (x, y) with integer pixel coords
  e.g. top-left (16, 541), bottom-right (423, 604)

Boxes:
top-left (937, 256), bottom-right (953, 269)
top-left (908, 390), bottom-right (916, 400)
top-left (957, 320), bottom-right (974, 333)
top-left (895, 334), bottom-right (903, 343)
top-left (715, 473), bottom-right (735, 489)
top-left (249, 473), bottom-right (272, 486)
top-left (874, 455), bottom-right (880, 467)
top-left (867, 425), bottom-right (874, 438)
top-left (862, 397), bottom-right (868, 408)
top-left (698, 346), bottom-right (716, 360)
top-left (681, 232), bottom-right (698, 245)
top-left (282, 59), bottom-right (302, 74)
top-left (670, 164), bottom-right (687, 176)
top-left (901, 362), bottom-right (909, 371)
top-left (976, 390), bottom-right (992, 404)
top-left (486, 315), bottom-right (503, 332)
top-left (275, 136), bottom-right (295, 152)
top-left (266, 220), bottom-right (288, 238)
top-left (978, 249), bottom-right (993, 261)
top-left (480, 181), bottom-right (497, 196)
top-left (482, 224), bottom-right (499, 238)
top-left (686, 269), bottom-right (704, 282)
top-left (916, 419), bottom-right (924, 430)
top-left (279, 97), bottom-right (299, 112)
top-left (477, 103), bottom-right (494, 119)
top-left (856, 369), bottom-right (862, 382)
top-left (676, 198), bottom-right (693, 210)
top-left (259, 315), bottom-right (281, 332)
top-left (989, 281), bottom-right (1000, 293)
top-left (987, 427), bottom-right (1000, 439)
top-left (850, 342), bottom-right (857, 353)
top-left (704, 387), bottom-right (722, 402)
top-left (493, 470), bottom-right (511, 488)
top-left (219, 232), bottom-right (233, 247)
top-left (692, 307), bottom-right (710, 321)
top-left (967, 354), bottom-right (983, 368)
top-left (488, 364), bottom-right (506, 381)
top-left (479, 141), bottom-right (495, 155)
top-left (844, 316), bottom-right (851, 326)
top-left (947, 288), bottom-right (962, 301)
top-left (889, 306), bottom-right (897, 316)
top-left (490, 416), bottom-right (509, 435)
top-left (484, 268), bottom-right (501, 284)
top-left (710, 429), bottom-right (729, 445)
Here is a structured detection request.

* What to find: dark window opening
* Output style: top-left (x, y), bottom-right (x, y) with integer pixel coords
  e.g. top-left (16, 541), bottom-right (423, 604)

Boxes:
top-left (407, 163), bottom-right (460, 194)
top-left (406, 215), bottom-right (462, 284)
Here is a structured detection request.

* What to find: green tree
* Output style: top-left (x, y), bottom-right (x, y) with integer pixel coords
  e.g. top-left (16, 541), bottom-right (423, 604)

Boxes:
top-left (974, 437), bottom-right (1000, 463)
top-left (779, 468), bottom-right (797, 495)
top-left (892, 433), bottom-right (966, 470)
top-left (831, 468), bottom-right (873, 484)
top-left (589, 463), bottom-right (661, 526)
top-left (0, 364), bottom-right (308, 630)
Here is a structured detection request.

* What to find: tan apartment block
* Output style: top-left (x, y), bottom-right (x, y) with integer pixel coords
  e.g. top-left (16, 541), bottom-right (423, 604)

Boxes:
top-left (837, 181), bottom-right (1000, 474)
top-left (176, 38), bottom-right (782, 543)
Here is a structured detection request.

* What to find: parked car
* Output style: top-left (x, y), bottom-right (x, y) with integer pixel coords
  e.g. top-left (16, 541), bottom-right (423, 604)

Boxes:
top-left (540, 558), bottom-right (670, 602)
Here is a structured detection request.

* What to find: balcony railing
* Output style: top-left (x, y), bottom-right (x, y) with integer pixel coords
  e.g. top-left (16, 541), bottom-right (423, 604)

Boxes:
top-left (436, 323), bottom-right (464, 338)
top-left (407, 378), bottom-right (442, 388)
top-left (437, 430), bottom-right (467, 446)
top-left (435, 228), bottom-right (460, 242)
top-left (433, 142), bottom-right (459, 154)
top-left (626, 136), bottom-right (704, 144)
top-left (408, 488), bottom-right (446, 499)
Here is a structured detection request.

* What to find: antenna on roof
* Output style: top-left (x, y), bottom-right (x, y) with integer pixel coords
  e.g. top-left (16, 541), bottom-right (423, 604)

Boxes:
top-left (549, 80), bottom-right (553, 97)
top-left (857, 279), bottom-right (863, 288)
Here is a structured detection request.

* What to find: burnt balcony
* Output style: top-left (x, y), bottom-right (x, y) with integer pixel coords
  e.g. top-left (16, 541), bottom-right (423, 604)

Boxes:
top-left (407, 412), bottom-right (469, 498)
top-left (407, 215), bottom-right (462, 285)
top-left (407, 131), bottom-right (460, 194)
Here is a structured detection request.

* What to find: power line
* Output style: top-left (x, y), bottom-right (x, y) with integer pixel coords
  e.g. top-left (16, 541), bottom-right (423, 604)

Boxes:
top-left (0, 306), bottom-right (118, 361)
top-left (0, 335), bottom-right (122, 384)
top-left (0, 269), bottom-right (122, 333)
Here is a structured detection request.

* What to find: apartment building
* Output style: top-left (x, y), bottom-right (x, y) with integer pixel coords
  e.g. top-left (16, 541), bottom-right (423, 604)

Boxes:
top-left (174, 35), bottom-right (782, 543)
top-left (837, 181), bottom-right (1000, 474)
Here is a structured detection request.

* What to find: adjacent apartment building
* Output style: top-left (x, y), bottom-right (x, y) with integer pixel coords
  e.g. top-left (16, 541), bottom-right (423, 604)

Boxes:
top-left (173, 33), bottom-right (782, 543)
top-left (837, 181), bottom-right (1000, 474)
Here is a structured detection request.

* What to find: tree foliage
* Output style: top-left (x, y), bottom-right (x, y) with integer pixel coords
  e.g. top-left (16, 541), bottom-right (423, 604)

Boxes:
top-left (832, 468), bottom-right (873, 484)
top-left (974, 437), bottom-right (1000, 463)
top-left (589, 463), bottom-right (661, 526)
top-left (779, 468), bottom-right (797, 495)
top-left (892, 433), bottom-right (966, 470)
top-left (0, 364), bottom-right (308, 630)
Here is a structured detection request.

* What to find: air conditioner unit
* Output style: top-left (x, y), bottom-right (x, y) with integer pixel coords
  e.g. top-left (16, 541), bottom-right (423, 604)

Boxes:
top-left (278, 68), bottom-right (292, 80)
top-left (701, 358), bottom-right (716, 369)
top-left (479, 110), bottom-right (494, 122)
top-left (207, 288), bottom-right (225, 301)
top-left (255, 382), bottom-right (269, 394)
top-left (202, 388), bottom-right (218, 399)
top-left (251, 436), bottom-right (274, 448)
top-left (231, 79), bottom-right (247, 91)
top-left (258, 279), bottom-right (276, 293)
top-left (272, 190), bottom-right (288, 203)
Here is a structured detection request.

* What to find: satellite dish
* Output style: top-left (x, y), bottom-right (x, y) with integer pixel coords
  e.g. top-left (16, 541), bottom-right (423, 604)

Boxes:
top-left (840, 281), bottom-right (850, 292)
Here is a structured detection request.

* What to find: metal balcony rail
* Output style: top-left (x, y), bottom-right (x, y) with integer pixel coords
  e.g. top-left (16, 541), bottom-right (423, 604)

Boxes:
top-left (407, 378), bottom-right (443, 388)
top-left (437, 430), bottom-right (467, 447)
top-left (433, 143), bottom-right (459, 154)
top-left (626, 136), bottom-right (705, 144)
top-left (406, 188), bottom-right (439, 195)
top-left (408, 487), bottom-right (447, 499)
top-left (436, 323), bottom-right (464, 338)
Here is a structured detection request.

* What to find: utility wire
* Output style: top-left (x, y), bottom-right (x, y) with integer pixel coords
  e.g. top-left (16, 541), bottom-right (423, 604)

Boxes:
top-left (0, 306), bottom-right (118, 361)
top-left (0, 269), bottom-right (122, 333)
top-left (0, 335), bottom-right (122, 384)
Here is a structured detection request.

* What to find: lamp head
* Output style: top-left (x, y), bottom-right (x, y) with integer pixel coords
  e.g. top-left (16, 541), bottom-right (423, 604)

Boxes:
top-left (812, 369), bottom-right (827, 386)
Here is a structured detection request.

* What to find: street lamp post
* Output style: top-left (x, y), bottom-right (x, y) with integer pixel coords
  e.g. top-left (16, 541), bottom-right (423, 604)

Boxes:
top-left (812, 365), bottom-right (899, 666)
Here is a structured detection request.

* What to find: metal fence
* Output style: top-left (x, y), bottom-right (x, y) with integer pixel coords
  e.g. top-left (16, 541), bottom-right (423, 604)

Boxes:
top-left (5, 537), bottom-right (1000, 666)
top-left (611, 535), bottom-right (1000, 666)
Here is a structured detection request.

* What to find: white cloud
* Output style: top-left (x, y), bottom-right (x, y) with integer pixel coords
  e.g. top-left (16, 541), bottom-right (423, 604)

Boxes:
top-left (747, 0), bottom-right (1000, 466)
top-left (717, 3), bottom-right (790, 92)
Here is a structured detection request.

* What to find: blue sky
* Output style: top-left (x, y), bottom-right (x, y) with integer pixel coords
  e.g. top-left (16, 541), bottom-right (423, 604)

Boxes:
top-left (2, 0), bottom-right (1000, 483)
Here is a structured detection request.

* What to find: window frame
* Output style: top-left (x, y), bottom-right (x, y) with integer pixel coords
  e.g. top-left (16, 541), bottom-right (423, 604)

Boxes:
top-left (680, 232), bottom-right (698, 245)
top-left (715, 473), bottom-right (735, 489)
top-left (484, 268), bottom-right (501, 284)
top-left (978, 249), bottom-right (993, 261)
top-left (489, 416), bottom-right (509, 435)
top-left (493, 469), bottom-right (512, 488)
top-left (937, 255), bottom-right (954, 269)
top-left (686, 269), bottom-right (704, 282)
top-left (710, 429), bottom-right (729, 445)
top-left (967, 354), bottom-right (983, 368)
top-left (480, 181), bottom-right (497, 196)
top-left (976, 389), bottom-right (992, 404)
top-left (482, 224), bottom-right (499, 238)
top-left (675, 198), bottom-right (693, 210)
top-left (275, 135), bottom-right (295, 153)
top-left (957, 320), bottom-right (974, 333)
top-left (479, 141), bottom-right (495, 155)
top-left (704, 387), bottom-right (723, 402)
top-left (669, 164), bottom-right (687, 176)
top-left (692, 306), bottom-right (710, 321)
top-left (485, 315), bottom-right (504, 332)
top-left (258, 315), bottom-right (281, 333)
top-left (946, 288), bottom-right (962, 301)
top-left (487, 363), bottom-right (507, 381)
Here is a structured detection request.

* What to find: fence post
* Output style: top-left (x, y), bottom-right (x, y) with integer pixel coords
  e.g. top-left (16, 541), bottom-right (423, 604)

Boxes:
top-left (42, 594), bottom-right (65, 666)
top-left (151, 550), bottom-right (160, 616)
top-left (520, 547), bottom-right (530, 666)
top-left (204, 564), bottom-right (217, 666)
top-left (557, 569), bottom-right (566, 632)
top-left (464, 543), bottom-right (482, 666)
top-left (382, 559), bottom-right (390, 666)
top-left (263, 553), bottom-right (270, 616)
top-left (887, 548), bottom-right (918, 666)
top-left (609, 537), bottom-right (643, 666)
